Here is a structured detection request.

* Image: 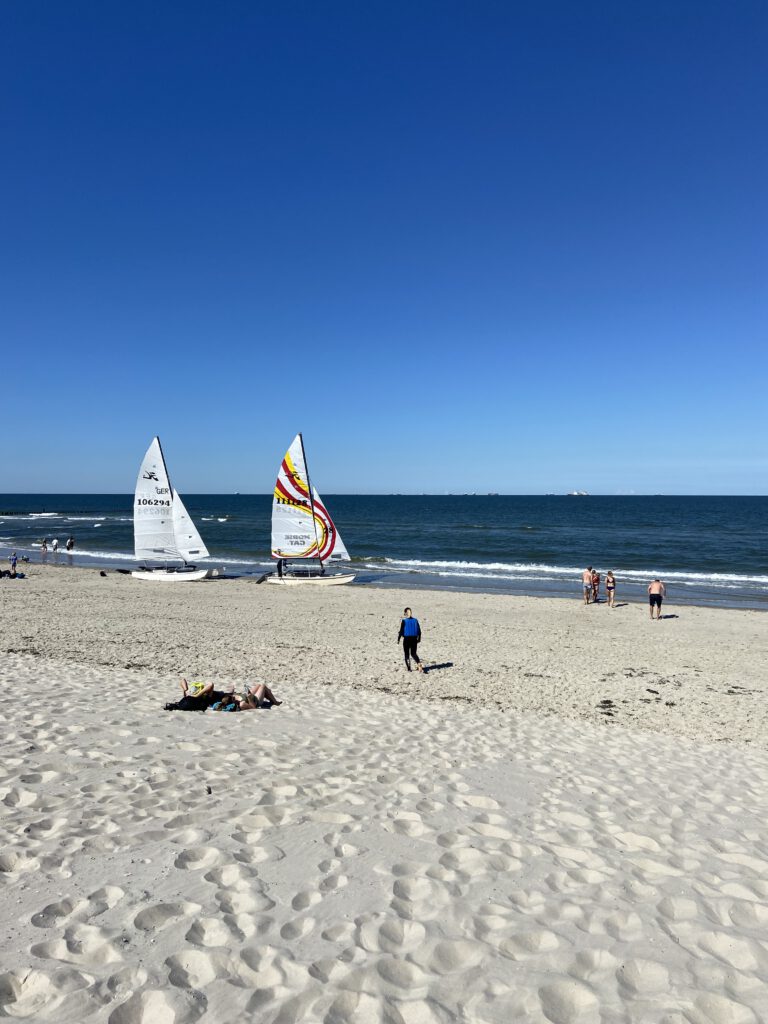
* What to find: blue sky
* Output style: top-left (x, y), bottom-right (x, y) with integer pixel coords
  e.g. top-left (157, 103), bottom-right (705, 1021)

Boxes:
top-left (1, 1), bottom-right (766, 494)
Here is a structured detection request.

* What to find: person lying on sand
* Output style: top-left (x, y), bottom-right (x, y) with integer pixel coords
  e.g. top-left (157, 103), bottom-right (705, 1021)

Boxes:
top-left (165, 678), bottom-right (283, 712)
top-left (241, 682), bottom-right (282, 709)
top-left (164, 678), bottom-right (235, 712)
top-left (212, 682), bottom-right (283, 711)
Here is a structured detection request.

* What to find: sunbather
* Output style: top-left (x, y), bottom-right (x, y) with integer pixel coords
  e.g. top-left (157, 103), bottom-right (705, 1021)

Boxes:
top-left (165, 678), bottom-right (235, 711)
top-left (240, 682), bottom-right (282, 710)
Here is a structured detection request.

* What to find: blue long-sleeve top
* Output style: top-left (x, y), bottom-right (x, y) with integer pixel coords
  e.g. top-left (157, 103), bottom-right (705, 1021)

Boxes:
top-left (398, 617), bottom-right (421, 641)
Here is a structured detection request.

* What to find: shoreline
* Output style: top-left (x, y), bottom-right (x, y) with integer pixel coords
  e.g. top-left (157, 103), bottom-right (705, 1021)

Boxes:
top-left (3, 545), bottom-right (768, 612)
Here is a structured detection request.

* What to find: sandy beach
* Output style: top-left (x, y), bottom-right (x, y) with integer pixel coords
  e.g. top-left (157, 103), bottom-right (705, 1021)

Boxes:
top-left (1, 566), bottom-right (767, 1022)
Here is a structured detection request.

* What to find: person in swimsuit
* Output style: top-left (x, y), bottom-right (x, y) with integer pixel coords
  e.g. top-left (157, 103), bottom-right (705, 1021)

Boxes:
top-left (605, 570), bottom-right (616, 608)
top-left (582, 567), bottom-right (593, 604)
top-left (648, 579), bottom-right (666, 620)
top-left (591, 569), bottom-right (601, 603)
top-left (240, 682), bottom-right (282, 710)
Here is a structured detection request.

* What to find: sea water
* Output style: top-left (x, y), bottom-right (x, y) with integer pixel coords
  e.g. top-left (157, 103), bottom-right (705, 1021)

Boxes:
top-left (0, 494), bottom-right (766, 609)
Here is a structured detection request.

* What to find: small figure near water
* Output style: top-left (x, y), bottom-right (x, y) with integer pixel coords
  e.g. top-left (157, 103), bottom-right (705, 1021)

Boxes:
top-left (398, 607), bottom-right (423, 672)
top-left (606, 570), bottom-right (616, 608)
top-left (648, 579), bottom-right (666, 620)
top-left (582, 567), bottom-right (593, 605)
top-left (41, 538), bottom-right (48, 555)
top-left (52, 538), bottom-right (59, 553)
top-left (591, 569), bottom-right (601, 604)
top-left (66, 536), bottom-right (75, 552)
top-left (9, 552), bottom-right (17, 574)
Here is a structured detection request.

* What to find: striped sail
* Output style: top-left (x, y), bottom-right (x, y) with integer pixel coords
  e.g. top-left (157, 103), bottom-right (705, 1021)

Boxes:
top-left (271, 434), bottom-right (349, 562)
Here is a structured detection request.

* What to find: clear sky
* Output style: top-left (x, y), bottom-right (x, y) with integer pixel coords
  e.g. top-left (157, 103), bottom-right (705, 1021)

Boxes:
top-left (1, 1), bottom-right (765, 494)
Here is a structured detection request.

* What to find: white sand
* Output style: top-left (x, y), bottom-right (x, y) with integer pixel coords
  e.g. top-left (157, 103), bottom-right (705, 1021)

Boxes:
top-left (1, 568), bottom-right (767, 1022)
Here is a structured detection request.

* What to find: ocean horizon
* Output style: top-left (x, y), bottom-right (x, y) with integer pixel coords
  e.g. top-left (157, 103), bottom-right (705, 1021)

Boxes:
top-left (1, 493), bottom-right (766, 609)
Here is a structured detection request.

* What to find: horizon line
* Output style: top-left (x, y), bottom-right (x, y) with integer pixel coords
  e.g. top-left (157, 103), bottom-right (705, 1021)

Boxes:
top-left (1, 492), bottom-right (766, 499)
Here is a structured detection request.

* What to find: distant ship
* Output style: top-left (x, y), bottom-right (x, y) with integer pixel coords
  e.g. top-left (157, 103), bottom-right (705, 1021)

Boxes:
top-left (567, 490), bottom-right (589, 496)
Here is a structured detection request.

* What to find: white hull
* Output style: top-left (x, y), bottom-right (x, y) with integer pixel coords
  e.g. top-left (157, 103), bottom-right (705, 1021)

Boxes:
top-left (131, 567), bottom-right (210, 582)
top-left (267, 572), bottom-right (355, 586)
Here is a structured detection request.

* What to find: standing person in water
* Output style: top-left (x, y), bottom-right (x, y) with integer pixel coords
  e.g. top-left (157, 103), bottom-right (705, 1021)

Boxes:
top-left (605, 570), bottom-right (616, 608)
top-left (66, 536), bottom-right (74, 552)
top-left (581, 567), bottom-right (593, 604)
top-left (398, 607), bottom-right (423, 672)
top-left (648, 578), bottom-right (666, 620)
top-left (52, 538), bottom-right (59, 553)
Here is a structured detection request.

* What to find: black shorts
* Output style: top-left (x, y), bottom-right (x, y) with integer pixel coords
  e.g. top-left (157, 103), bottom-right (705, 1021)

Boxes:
top-left (649, 594), bottom-right (663, 608)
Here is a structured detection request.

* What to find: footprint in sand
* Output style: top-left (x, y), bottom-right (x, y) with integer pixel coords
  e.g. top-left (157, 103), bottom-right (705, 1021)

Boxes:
top-left (538, 978), bottom-right (600, 1024)
top-left (0, 850), bottom-right (40, 875)
top-left (215, 888), bottom-right (274, 914)
top-left (616, 958), bottom-right (669, 994)
top-left (166, 950), bottom-right (230, 988)
top-left (0, 967), bottom-right (94, 1021)
top-left (31, 897), bottom-right (87, 928)
top-left (185, 917), bottom-right (234, 947)
top-left (204, 864), bottom-right (254, 889)
top-left (108, 987), bottom-right (204, 1024)
top-left (174, 847), bottom-right (221, 871)
top-left (32, 922), bottom-right (123, 967)
top-left (355, 914), bottom-right (426, 954)
top-left (134, 902), bottom-right (201, 933)
top-left (292, 890), bottom-right (323, 911)
top-left (280, 916), bottom-right (316, 940)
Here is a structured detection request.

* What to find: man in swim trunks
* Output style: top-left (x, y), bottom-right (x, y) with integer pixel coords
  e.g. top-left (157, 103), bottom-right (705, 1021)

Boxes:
top-left (582, 567), bottom-right (593, 604)
top-left (648, 579), bottom-right (666, 620)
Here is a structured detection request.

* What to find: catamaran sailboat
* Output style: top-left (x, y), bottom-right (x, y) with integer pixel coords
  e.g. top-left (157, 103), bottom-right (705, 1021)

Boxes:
top-left (268, 433), bottom-right (355, 585)
top-left (132, 437), bottom-right (211, 582)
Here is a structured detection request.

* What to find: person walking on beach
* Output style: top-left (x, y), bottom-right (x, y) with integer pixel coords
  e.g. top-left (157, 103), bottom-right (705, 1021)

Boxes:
top-left (398, 607), bottom-right (423, 672)
top-left (582, 567), bottom-right (593, 604)
top-left (606, 570), bottom-right (616, 608)
top-left (591, 569), bottom-right (601, 604)
top-left (9, 552), bottom-right (17, 574)
top-left (41, 538), bottom-right (48, 555)
top-left (648, 578), bottom-right (666, 620)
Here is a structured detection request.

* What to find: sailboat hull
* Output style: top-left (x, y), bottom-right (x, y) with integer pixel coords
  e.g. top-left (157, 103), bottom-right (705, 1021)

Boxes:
top-left (131, 567), bottom-right (210, 582)
top-left (267, 571), bottom-right (355, 586)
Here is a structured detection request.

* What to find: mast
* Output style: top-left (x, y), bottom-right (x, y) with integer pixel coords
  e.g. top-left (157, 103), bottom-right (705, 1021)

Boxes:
top-left (155, 436), bottom-right (183, 566)
top-left (298, 432), bottom-right (323, 569)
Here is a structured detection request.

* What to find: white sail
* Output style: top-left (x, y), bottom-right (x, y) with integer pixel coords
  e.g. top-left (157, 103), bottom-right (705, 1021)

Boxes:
top-left (172, 491), bottom-right (209, 561)
top-left (271, 433), bottom-right (350, 562)
top-left (134, 438), bottom-right (177, 560)
top-left (134, 437), bottom-right (208, 563)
